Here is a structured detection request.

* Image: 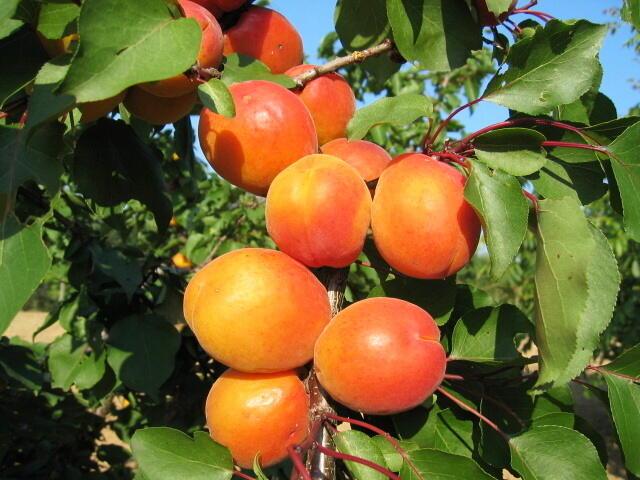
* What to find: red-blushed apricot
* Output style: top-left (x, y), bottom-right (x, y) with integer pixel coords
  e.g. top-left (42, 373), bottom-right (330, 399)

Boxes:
top-left (223, 6), bottom-right (303, 74)
top-left (141, 0), bottom-right (223, 97)
top-left (371, 154), bottom-right (481, 279)
top-left (37, 32), bottom-right (79, 58)
top-left (189, 0), bottom-right (222, 17)
top-left (199, 80), bottom-right (317, 196)
top-left (79, 90), bottom-right (127, 123)
top-left (265, 154), bottom-right (371, 268)
top-left (205, 369), bottom-right (309, 468)
top-left (285, 65), bottom-right (356, 146)
top-left (183, 248), bottom-right (331, 372)
top-left (314, 297), bottom-right (446, 415)
top-left (320, 138), bottom-right (392, 184)
top-left (124, 87), bottom-right (196, 125)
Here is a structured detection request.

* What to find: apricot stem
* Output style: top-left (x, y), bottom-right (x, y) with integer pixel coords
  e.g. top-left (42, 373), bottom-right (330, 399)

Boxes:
top-left (423, 97), bottom-right (484, 150)
top-left (435, 152), bottom-right (471, 168)
top-left (513, 9), bottom-right (555, 21)
top-left (291, 39), bottom-right (395, 87)
top-left (587, 365), bottom-right (640, 383)
top-left (287, 445), bottom-right (312, 480)
top-left (315, 445), bottom-right (402, 480)
top-left (443, 373), bottom-right (465, 380)
top-left (522, 190), bottom-right (539, 212)
top-left (0, 112), bottom-right (7, 120)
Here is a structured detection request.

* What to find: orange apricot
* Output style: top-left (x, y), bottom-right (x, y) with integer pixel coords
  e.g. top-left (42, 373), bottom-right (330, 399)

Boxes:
top-left (371, 153), bottom-right (481, 279)
top-left (171, 252), bottom-right (194, 268)
top-left (205, 369), bottom-right (309, 468)
top-left (314, 297), bottom-right (446, 415)
top-left (320, 138), bottom-right (392, 184)
top-left (223, 6), bottom-right (303, 74)
top-left (37, 32), bottom-right (79, 58)
top-left (285, 65), bottom-right (356, 145)
top-left (183, 248), bottom-right (331, 372)
top-left (79, 90), bottom-right (127, 123)
top-left (141, 0), bottom-right (223, 97)
top-left (124, 87), bottom-right (196, 125)
top-left (265, 154), bottom-right (371, 268)
top-left (199, 80), bottom-right (318, 196)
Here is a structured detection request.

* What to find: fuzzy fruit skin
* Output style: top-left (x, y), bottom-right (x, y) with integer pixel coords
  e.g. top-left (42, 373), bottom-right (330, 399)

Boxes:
top-left (474, 0), bottom-right (517, 26)
top-left (371, 154), bottom-right (481, 279)
top-left (320, 138), bottom-right (392, 183)
top-left (206, 369), bottom-right (309, 468)
top-left (183, 248), bottom-right (331, 372)
top-left (265, 154), bottom-right (371, 268)
top-left (314, 297), bottom-right (446, 415)
top-left (79, 91), bottom-right (127, 123)
top-left (199, 80), bottom-right (318, 196)
top-left (285, 65), bottom-right (356, 146)
top-left (124, 87), bottom-right (196, 125)
top-left (223, 6), bottom-right (303, 74)
top-left (141, 0), bottom-right (223, 97)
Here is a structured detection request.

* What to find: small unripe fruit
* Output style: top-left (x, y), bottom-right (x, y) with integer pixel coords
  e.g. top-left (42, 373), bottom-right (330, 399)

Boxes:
top-left (183, 248), bottom-right (331, 372)
top-left (314, 297), bottom-right (446, 415)
top-left (124, 87), bottom-right (196, 125)
top-left (266, 154), bottom-right (371, 268)
top-left (206, 369), bottom-right (309, 468)
top-left (199, 80), bottom-right (317, 196)
top-left (371, 154), bottom-right (481, 279)
top-left (321, 138), bottom-right (392, 184)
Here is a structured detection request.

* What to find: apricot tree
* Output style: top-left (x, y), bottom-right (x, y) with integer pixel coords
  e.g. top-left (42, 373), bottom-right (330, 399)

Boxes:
top-left (1, 0), bottom-right (640, 479)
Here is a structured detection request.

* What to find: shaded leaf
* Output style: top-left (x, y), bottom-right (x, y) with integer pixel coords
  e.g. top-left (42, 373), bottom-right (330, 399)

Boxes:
top-left (473, 128), bottom-right (547, 176)
top-left (335, 0), bottom-right (389, 51)
top-left (0, 342), bottom-right (45, 390)
top-left (49, 333), bottom-right (106, 390)
top-left (198, 78), bottom-right (235, 118)
top-left (400, 449), bottom-right (495, 480)
top-left (334, 430), bottom-right (388, 480)
top-left (89, 244), bottom-right (142, 300)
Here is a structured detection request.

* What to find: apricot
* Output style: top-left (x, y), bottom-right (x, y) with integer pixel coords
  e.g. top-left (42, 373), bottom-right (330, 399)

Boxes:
top-left (183, 248), bottom-right (331, 372)
top-left (124, 87), bottom-right (197, 125)
top-left (79, 90), bottom-right (127, 123)
top-left (205, 369), bottom-right (309, 468)
top-left (171, 252), bottom-right (194, 268)
top-left (37, 32), bottom-right (79, 58)
top-left (194, 0), bottom-right (246, 15)
top-left (141, 0), bottom-right (223, 97)
top-left (314, 297), bottom-right (446, 415)
top-left (371, 154), bottom-right (481, 279)
top-left (320, 138), bottom-right (392, 184)
top-left (223, 6), bottom-right (303, 74)
top-left (265, 154), bottom-right (371, 268)
top-left (199, 80), bottom-right (317, 196)
top-left (285, 65), bottom-right (356, 146)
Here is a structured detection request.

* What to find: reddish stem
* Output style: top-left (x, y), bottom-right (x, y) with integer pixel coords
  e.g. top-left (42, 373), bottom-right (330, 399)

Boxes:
top-left (519, 0), bottom-right (538, 9)
top-left (19, 110), bottom-right (28, 125)
top-left (315, 445), bottom-right (402, 480)
top-left (587, 365), bottom-right (639, 383)
top-left (444, 373), bottom-right (465, 380)
top-left (288, 445), bottom-right (313, 480)
top-left (513, 9), bottom-right (555, 21)
top-left (540, 141), bottom-right (607, 154)
top-left (424, 97), bottom-right (485, 149)
top-left (435, 152), bottom-right (471, 168)
top-left (436, 387), bottom-right (509, 440)
top-left (0, 112), bottom-right (8, 120)
top-left (522, 190), bottom-right (539, 212)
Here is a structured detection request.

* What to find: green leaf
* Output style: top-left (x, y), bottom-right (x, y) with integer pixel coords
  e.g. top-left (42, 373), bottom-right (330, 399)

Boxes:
top-left (58, 0), bottom-right (202, 102)
top-left (72, 119), bottom-right (173, 231)
top-left (0, 215), bottom-right (51, 335)
top-left (221, 54), bottom-right (295, 88)
top-left (484, 0), bottom-right (513, 15)
top-left (132, 428), bottom-right (233, 480)
top-left (49, 333), bottom-right (106, 390)
top-left (473, 128), bottom-right (547, 176)
top-left (465, 163), bottom-right (529, 279)
top-left (347, 94), bottom-right (432, 141)
top-left (600, 344), bottom-right (640, 476)
top-left (534, 197), bottom-right (620, 389)
top-left (387, 0), bottom-right (482, 72)
top-left (607, 121), bottom-right (640, 241)
top-left (368, 274), bottom-right (456, 325)
top-left (370, 437), bottom-right (418, 472)
top-left (0, 0), bottom-right (22, 40)
top-left (333, 430), bottom-right (388, 480)
top-left (198, 79), bottom-right (235, 118)
top-left (529, 159), bottom-right (607, 205)
top-left (400, 449), bottom-right (495, 480)
top-left (107, 315), bottom-right (180, 396)
top-left (89, 244), bottom-right (143, 300)
top-left (335, 0), bottom-right (389, 51)
top-left (485, 20), bottom-right (607, 115)
top-left (509, 425), bottom-right (608, 480)
top-left (622, 0), bottom-right (640, 29)
top-left (37, 1), bottom-right (79, 39)
top-left (449, 305), bottom-right (533, 364)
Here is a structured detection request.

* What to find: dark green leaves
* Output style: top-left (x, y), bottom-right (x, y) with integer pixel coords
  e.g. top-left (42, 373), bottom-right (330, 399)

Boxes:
top-left (485, 20), bottom-right (606, 115)
top-left (334, 430), bottom-right (389, 480)
top-left (72, 119), bottom-right (173, 231)
top-left (49, 333), bottom-right (106, 390)
top-left (132, 428), bottom-right (233, 480)
top-left (465, 162), bottom-right (529, 279)
top-left (387, 0), bottom-right (482, 72)
top-left (106, 315), bottom-right (180, 396)
top-left (0, 0), bottom-right (22, 40)
top-left (347, 94), bottom-right (432, 141)
top-left (534, 197), bottom-right (620, 388)
top-left (0, 216), bottom-right (51, 335)
top-left (59, 0), bottom-right (201, 102)
top-left (198, 79), bottom-right (235, 118)
top-left (400, 449), bottom-right (495, 480)
top-left (473, 128), bottom-right (547, 176)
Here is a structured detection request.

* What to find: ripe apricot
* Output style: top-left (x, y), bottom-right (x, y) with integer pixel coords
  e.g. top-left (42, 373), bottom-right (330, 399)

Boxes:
top-left (205, 369), bottom-right (309, 468)
top-left (285, 65), bottom-right (356, 145)
top-left (124, 87), bottom-right (196, 125)
top-left (141, 0), bottom-right (223, 97)
top-left (79, 90), bottom-right (127, 123)
top-left (223, 6), bottom-right (303, 74)
top-left (199, 80), bottom-right (317, 196)
top-left (371, 154), bottom-right (481, 279)
top-left (37, 32), bottom-right (78, 58)
top-left (320, 138), bottom-right (392, 184)
top-left (314, 297), bottom-right (446, 415)
top-left (195, 0), bottom-right (246, 14)
top-left (183, 248), bottom-right (331, 372)
top-left (265, 154), bottom-right (371, 268)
